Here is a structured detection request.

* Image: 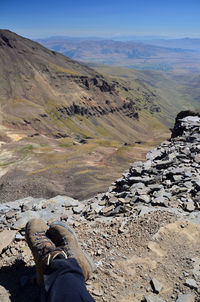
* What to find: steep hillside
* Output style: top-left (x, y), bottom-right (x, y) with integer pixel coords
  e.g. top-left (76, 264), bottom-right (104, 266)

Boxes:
top-left (0, 30), bottom-right (169, 138)
top-left (0, 30), bottom-right (171, 201)
top-left (90, 64), bottom-right (200, 123)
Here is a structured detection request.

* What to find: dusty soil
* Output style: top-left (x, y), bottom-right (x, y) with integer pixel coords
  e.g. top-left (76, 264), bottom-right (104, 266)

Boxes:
top-left (0, 210), bottom-right (200, 302)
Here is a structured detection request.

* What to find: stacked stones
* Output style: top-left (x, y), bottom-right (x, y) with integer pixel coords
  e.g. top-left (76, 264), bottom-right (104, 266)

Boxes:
top-left (84, 114), bottom-right (200, 219)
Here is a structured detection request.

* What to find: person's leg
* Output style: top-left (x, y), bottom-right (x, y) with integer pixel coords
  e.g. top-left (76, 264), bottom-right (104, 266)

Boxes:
top-left (42, 258), bottom-right (95, 302)
top-left (47, 221), bottom-right (95, 281)
top-left (25, 218), bottom-right (67, 286)
top-left (25, 219), bottom-right (95, 302)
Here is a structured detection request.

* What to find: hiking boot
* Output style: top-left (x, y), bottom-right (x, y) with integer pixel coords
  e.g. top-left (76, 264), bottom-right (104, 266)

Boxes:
top-left (25, 218), bottom-right (67, 286)
top-left (48, 221), bottom-right (95, 280)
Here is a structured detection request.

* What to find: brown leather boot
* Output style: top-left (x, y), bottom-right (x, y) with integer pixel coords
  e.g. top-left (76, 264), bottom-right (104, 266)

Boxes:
top-left (48, 221), bottom-right (95, 280)
top-left (25, 218), bottom-right (67, 286)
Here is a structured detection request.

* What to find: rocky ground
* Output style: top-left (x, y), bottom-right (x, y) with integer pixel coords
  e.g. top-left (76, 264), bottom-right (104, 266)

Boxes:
top-left (0, 112), bottom-right (199, 302)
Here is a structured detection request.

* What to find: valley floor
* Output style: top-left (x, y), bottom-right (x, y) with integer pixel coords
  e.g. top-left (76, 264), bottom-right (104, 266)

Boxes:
top-left (0, 126), bottom-right (170, 202)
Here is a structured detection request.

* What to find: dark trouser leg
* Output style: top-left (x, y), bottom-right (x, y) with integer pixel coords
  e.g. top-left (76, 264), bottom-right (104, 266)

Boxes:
top-left (41, 258), bottom-right (95, 302)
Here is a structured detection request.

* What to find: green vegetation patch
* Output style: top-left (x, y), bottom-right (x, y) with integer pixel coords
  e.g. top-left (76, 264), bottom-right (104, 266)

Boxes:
top-left (48, 63), bottom-right (81, 75)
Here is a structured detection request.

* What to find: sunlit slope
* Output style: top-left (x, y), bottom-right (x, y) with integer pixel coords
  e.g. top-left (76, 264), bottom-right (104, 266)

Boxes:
top-left (0, 30), bottom-right (171, 141)
top-left (90, 64), bottom-right (200, 124)
top-left (0, 30), bottom-right (172, 201)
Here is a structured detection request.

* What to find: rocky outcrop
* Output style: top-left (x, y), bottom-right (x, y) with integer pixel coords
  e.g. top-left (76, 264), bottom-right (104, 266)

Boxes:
top-left (82, 112), bottom-right (200, 219)
top-left (56, 100), bottom-right (139, 119)
top-left (171, 110), bottom-right (200, 138)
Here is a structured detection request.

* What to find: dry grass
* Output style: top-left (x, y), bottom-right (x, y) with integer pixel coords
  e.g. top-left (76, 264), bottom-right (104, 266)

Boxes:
top-left (48, 63), bottom-right (81, 75)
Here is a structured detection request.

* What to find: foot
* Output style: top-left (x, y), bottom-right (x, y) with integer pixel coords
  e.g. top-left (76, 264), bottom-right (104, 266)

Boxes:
top-left (48, 221), bottom-right (95, 280)
top-left (25, 218), bottom-right (67, 286)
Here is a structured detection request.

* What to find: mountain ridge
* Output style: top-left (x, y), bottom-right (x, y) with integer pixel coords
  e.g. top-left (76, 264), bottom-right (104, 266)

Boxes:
top-left (36, 36), bottom-right (200, 73)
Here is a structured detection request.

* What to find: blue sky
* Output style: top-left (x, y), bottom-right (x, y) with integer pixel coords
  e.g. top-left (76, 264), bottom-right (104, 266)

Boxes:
top-left (1, 0), bottom-right (200, 38)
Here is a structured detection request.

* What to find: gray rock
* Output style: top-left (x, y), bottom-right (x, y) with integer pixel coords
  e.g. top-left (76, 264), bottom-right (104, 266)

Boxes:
top-left (151, 197), bottom-right (169, 207)
top-left (100, 205), bottom-right (115, 215)
top-left (0, 230), bottom-right (17, 253)
top-left (5, 210), bottom-right (17, 219)
top-left (173, 175), bottom-right (183, 182)
top-left (15, 233), bottom-right (24, 241)
top-left (90, 202), bottom-right (103, 214)
top-left (143, 160), bottom-right (152, 171)
top-left (151, 278), bottom-right (163, 293)
top-left (138, 195), bottom-right (150, 204)
top-left (38, 210), bottom-right (61, 223)
top-left (130, 166), bottom-right (143, 175)
top-left (14, 211), bottom-right (40, 229)
top-left (146, 149), bottom-right (163, 161)
top-left (149, 184), bottom-right (163, 191)
top-left (181, 116), bottom-right (200, 123)
top-left (118, 198), bottom-right (131, 204)
top-left (129, 176), bottom-right (144, 184)
top-left (169, 167), bottom-right (185, 174)
top-left (50, 196), bottom-right (80, 208)
top-left (184, 278), bottom-right (198, 289)
top-left (138, 206), bottom-right (153, 216)
top-left (109, 197), bottom-right (118, 204)
top-left (32, 199), bottom-right (47, 211)
top-left (176, 293), bottom-right (195, 302)
top-left (184, 201), bottom-right (195, 212)
top-left (195, 180), bottom-right (200, 190)
top-left (73, 204), bottom-right (85, 214)
top-left (136, 186), bottom-right (150, 195)
top-left (108, 185), bottom-right (116, 192)
top-left (155, 159), bottom-right (174, 169)
top-left (145, 293), bottom-right (166, 302)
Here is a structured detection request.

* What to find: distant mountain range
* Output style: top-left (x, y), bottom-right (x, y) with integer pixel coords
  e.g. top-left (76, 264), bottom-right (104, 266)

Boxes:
top-left (36, 37), bottom-right (200, 73)
top-left (141, 38), bottom-right (200, 51)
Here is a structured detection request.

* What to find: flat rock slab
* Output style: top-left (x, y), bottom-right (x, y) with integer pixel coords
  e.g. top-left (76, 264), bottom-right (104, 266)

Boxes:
top-left (0, 230), bottom-right (17, 254)
top-left (145, 293), bottom-right (166, 302)
top-left (176, 293), bottom-right (195, 302)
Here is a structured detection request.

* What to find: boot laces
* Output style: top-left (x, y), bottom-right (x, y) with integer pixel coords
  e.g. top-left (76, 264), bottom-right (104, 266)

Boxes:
top-left (33, 231), bottom-right (54, 258)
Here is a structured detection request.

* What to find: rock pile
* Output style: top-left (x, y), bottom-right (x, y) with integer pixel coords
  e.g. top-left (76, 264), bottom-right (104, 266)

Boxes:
top-left (0, 196), bottom-right (87, 231)
top-left (84, 114), bottom-right (200, 219)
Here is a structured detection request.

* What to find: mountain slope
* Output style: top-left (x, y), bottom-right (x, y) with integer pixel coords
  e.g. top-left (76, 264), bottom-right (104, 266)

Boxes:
top-left (0, 30), bottom-right (171, 201)
top-left (0, 30), bottom-right (157, 139)
top-left (89, 64), bottom-right (200, 121)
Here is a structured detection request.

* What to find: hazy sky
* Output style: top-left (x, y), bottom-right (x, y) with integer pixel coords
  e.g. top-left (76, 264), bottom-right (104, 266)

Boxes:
top-left (1, 0), bottom-right (200, 38)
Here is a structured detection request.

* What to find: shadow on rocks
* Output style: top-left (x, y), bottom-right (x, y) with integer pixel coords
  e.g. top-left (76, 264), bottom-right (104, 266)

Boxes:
top-left (0, 259), bottom-right (40, 302)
